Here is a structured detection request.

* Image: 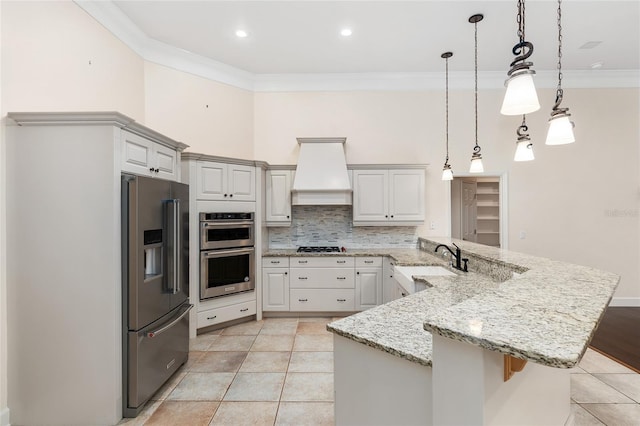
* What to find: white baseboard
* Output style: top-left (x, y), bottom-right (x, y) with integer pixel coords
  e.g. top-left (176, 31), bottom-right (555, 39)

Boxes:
top-left (609, 297), bottom-right (640, 307)
top-left (0, 407), bottom-right (10, 426)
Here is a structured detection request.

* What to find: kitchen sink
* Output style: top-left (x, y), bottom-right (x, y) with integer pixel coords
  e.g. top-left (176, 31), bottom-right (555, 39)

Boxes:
top-left (394, 265), bottom-right (457, 295)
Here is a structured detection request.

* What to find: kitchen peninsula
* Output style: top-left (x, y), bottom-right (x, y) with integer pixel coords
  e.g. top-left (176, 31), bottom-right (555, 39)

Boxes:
top-left (326, 237), bottom-right (620, 426)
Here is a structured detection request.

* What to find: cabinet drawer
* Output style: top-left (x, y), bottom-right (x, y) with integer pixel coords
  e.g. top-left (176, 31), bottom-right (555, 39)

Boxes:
top-left (356, 257), bottom-right (383, 268)
top-left (264, 257), bottom-right (290, 267)
top-left (197, 300), bottom-right (256, 328)
top-left (290, 289), bottom-right (355, 312)
top-left (291, 257), bottom-right (354, 267)
top-left (290, 268), bottom-right (355, 289)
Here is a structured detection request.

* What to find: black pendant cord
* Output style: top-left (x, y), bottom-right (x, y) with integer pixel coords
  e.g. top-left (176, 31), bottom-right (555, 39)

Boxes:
top-left (473, 17), bottom-right (480, 155)
top-left (551, 0), bottom-right (568, 116)
top-left (508, 0), bottom-right (534, 75)
top-left (443, 52), bottom-right (451, 167)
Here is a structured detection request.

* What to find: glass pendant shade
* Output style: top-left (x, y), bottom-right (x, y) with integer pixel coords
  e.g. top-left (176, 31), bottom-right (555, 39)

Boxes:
top-left (469, 157), bottom-right (484, 173)
top-left (501, 72), bottom-right (540, 115)
top-left (546, 114), bottom-right (575, 145)
top-left (442, 166), bottom-right (453, 181)
top-left (514, 140), bottom-right (535, 161)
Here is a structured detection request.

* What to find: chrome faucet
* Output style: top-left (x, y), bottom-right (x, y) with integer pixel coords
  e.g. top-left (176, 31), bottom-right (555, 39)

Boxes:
top-left (434, 243), bottom-right (468, 272)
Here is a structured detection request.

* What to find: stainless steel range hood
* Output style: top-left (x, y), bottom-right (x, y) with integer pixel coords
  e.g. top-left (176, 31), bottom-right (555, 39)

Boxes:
top-left (292, 137), bottom-right (352, 205)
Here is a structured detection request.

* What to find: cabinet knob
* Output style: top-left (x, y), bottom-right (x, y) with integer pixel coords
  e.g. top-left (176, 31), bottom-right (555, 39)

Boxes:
top-left (357, 272), bottom-right (360, 275)
top-left (286, 215), bottom-right (290, 219)
top-left (155, 168), bottom-right (159, 173)
top-left (149, 167), bottom-right (154, 172)
top-left (230, 194), bottom-right (233, 197)
top-left (390, 215), bottom-right (394, 218)
top-left (224, 194), bottom-right (228, 197)
top-left (385, 215), bottom-right (388, 218)
top-left (284, 272), bottom-right (288, 275)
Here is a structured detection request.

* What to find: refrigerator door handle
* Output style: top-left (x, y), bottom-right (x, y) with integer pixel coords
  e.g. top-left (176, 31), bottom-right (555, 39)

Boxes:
top-left (146, 304), bottom-right (193, 338)
top-left (166, 199), bottom-right (180, 295)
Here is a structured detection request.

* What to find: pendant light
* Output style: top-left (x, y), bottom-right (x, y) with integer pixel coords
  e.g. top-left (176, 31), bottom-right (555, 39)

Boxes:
top-left (546, 0), bottom-right (575, 145)
top-left (514, 115), bottom-right (535, 161)
top-left (501, 0), bottom-right (540, 115)
top-left (469, 14), bottom-right (484, 174)
top-left (441, 51), bottom-right (454, 181)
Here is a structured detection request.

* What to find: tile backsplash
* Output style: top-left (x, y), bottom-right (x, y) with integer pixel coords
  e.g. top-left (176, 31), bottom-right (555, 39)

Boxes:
top-left (269, 206), bottom-right (418, 249)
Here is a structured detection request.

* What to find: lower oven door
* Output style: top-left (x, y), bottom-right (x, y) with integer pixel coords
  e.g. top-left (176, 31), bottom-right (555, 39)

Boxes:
top-left (125, 303), bottom-right (192, 416)
top-left (200, 247), bottom-right (255, 300)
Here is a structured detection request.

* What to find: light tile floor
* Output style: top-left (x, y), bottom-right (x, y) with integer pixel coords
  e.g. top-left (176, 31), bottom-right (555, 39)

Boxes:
top-left (119, 317), bottom-right (640, 426)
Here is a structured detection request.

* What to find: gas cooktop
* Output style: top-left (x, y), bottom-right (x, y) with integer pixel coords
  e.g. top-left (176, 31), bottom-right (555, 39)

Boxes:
top-left (296, 246), bottom-right (343, 253)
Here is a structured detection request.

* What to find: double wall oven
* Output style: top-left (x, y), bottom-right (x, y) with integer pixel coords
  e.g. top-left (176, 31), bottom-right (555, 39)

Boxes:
top-left (200, 212), bottom-right (255, 300)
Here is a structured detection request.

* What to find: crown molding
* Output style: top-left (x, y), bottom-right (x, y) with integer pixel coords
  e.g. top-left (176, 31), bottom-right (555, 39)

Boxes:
top-left (76, 1), bottom-right (640, 93)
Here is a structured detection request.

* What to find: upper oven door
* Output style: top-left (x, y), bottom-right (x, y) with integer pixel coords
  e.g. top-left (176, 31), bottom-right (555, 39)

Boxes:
top-left (200, 221), bottom-right (254, 250)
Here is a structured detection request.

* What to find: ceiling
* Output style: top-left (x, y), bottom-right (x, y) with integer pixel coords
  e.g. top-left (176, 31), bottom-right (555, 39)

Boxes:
top-left (110, 0), bottom-right (639, 75)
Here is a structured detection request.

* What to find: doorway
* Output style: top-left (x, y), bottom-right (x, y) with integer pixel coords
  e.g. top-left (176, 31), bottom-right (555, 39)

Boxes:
top-left (450, 175), bottom-right (506, 248)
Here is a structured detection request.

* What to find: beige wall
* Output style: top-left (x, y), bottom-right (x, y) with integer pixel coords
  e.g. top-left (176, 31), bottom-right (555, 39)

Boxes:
top-left (144, 62), bottom-right (255, 158)
top-left (0, 2), bottom-right (6, 424)
top-left (1, 1), bottom-right (145, 119)
top-left (254, 88), bottom-right (640, 301)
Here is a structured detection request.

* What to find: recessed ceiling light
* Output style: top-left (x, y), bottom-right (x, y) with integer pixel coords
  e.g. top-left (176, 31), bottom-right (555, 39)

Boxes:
top-left (341, 28), bottom-right (353, 37)
top-left (591, 61), bottom-right (604, 69)
top-left (236, 30), bottom-right (248, 38)
top-left (579, 41), bottom-right (602, 49)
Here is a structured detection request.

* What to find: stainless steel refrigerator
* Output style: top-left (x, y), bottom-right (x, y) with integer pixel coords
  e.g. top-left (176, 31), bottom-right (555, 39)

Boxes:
top-left (121, 174), bottom-right (192, 417)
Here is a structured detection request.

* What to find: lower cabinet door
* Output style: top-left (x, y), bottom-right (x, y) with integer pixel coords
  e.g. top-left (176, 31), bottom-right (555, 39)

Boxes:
top-left (290, 289), bottom-right (355, 311)
top-left (263, 268), bottom-right (290, 311)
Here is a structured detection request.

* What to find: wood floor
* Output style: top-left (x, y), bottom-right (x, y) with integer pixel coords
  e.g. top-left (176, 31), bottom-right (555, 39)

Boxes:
top-left (589, 307), bottom-right (640, 373)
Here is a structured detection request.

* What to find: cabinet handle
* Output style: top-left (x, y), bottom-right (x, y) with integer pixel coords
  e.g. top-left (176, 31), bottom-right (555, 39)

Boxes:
top-left (336, 260), bottom-right (346, 264)
top-left (240, 308), bottom-right (249, 312)
top-left (207, 315), bottom-right (217, 320)
top-left (337, 299), bottom-right (346, 302)
top-left (155, 168), bottom-right (159, 173)
top-left (298, 277), bottom-right (308, 280)
top-left (270, 260), bottom-right (280, 264)
top-left (298, 298), bottom-right (308, 302)
top-left (149, 167), bottom-right (155, 172)
top-left (364, 260), bottom-right (373, 264)
top-left (337, 277), bottom-right (346, 280)
top-left (298, 260), bottom-right (308, 264)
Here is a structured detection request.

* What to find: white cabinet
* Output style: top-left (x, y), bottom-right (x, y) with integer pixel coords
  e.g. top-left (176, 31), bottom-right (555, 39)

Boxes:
top-left (355, 257), bottom-right (383, 310)
top-left (352, 168), bottom-right (425, 225)
top-left (266, 170), bottom-right (293, 226)
top-left (196, 161), bottom-right (255, 201)
top-left (382, 257), bottom-right (397, 303)
top-left (121, 130), bottom-right (179, 181)
top-left (197, 300), bottom-right (257, 328)
top-left (263, 257), bottom-right (290, 311)
top-left (289, 257), bottom-right (355, 312)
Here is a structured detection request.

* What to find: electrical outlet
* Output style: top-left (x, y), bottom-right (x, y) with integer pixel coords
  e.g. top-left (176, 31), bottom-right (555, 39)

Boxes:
top-left (519, 231), bottom-right (526, 239)
top-left (430, 221), bottom-right (435, 230)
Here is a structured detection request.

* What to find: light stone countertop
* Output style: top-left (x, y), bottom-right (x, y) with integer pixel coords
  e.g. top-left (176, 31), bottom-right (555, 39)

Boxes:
top-left (265, 238), bottom-right (619, 369)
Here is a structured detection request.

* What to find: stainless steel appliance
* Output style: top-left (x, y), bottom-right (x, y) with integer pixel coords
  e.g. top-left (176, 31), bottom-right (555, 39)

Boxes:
top-left (200, 212), bottom-right (255, 300)
top-left (122, 174), bottom-right (192, 417)
top-left (296, 246), bottom-right (344, 253)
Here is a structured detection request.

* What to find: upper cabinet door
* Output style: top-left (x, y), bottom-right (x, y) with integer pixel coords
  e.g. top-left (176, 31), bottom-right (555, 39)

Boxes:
top-left (228, 164), bottom-right (256, 201)
top-left (121, 130), bottom-right (178, 181)
top-left (122, 131), bottom-right (154, 175)
top-left (266, 170), bottom-right (292, 225)
top-left (389, 169), bottom-right (425, 221)
top-left (154, 144), bottom-right (178, 181)
top-left (197, 161), bottom-right (227, 200)
top-left (353, 170), bottom-right (389, 222)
